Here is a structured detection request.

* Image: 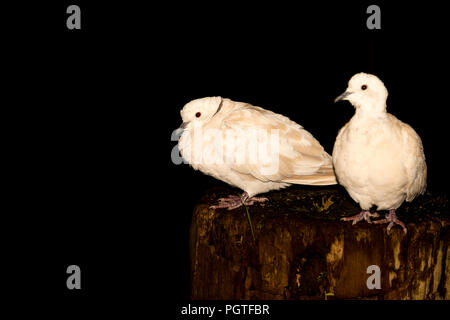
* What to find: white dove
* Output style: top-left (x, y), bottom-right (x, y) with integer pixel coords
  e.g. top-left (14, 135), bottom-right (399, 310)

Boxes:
top-left (333, 73), bottom-right (427, 234)
top-left (177, 97), bottom-right (337, 210)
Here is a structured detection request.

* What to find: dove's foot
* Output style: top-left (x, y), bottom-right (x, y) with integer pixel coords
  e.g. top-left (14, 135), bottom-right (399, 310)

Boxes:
top-left (210, 195), bottom-right (243, 210)
top-left (374, 209), bottom-right (407, 234)
top-left (210, 192), bottom-right (268, 210)
top-left (341, 210), bottom-right (379, 225)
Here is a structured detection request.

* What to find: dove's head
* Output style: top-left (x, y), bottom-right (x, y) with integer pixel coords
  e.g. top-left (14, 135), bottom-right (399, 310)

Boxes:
top-left (334, 73), bottom-right (388, 114)
top-left (179, 96), bottom-right (223, 129)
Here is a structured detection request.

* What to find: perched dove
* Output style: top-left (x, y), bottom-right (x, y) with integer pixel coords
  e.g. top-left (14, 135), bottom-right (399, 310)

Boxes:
top-left (333, 73), bottom-right (427, 234)
top-left (177, 97), bottom-right (337, 210)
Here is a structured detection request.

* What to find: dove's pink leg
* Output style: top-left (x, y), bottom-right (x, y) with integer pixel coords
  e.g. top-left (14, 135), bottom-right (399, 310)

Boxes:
top-left (210, 192), bottom-right (268, 210)
top-left (341, 210), bottom-right (379, 225)
top-left (374, 209), bottom-right (407, 234)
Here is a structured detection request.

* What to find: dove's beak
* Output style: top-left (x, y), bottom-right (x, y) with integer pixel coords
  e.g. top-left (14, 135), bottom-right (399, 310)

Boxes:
top-left (174, 122), bottom-right (189, 138)
top-left (180, 122), bottom-right (189, 129)
top-left (334, 91), bottom-right (352, 103)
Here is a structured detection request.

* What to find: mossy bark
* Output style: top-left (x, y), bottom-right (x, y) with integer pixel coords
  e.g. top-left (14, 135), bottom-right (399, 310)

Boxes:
top-left (190, 186), bottom-right (450, 300)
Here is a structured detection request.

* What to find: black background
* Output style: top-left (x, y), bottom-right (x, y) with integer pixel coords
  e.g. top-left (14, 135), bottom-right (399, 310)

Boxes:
top-left (5, 0), bottom-right (449, 316)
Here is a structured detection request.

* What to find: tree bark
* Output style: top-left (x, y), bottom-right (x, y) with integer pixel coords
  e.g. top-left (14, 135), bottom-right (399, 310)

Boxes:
top-left (190, 186), bottom-right (450, 300)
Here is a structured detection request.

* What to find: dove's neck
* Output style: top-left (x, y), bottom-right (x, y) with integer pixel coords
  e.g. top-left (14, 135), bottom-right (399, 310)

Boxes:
top-left (353, 100), bottom-right (387, 120)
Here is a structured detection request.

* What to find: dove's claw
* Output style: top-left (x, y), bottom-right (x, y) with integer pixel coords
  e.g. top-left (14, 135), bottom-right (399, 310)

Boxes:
top-left (210, 192), bottom-right (268, 210)
top-left (247, 196), bottom-right (269, 203)
top-left (341, 210), bottom-right (379, 225)
top-left (217, 195), bottom-right (241, 203)
top-left (374, 209), bottom-right (407, 234)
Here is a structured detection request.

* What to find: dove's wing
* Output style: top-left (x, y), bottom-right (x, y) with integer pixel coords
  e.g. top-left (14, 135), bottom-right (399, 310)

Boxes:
top-left (221, 105), bottom-right (337, 185)
top-left (393, 116), bottom-right (427, 201)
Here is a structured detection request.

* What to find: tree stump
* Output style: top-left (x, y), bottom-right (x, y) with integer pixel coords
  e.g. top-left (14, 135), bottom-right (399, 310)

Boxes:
top-left (190, 186), bottom-right (450, 300)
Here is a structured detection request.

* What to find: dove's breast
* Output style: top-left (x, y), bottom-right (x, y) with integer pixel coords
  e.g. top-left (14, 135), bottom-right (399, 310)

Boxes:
top-left (333, 117), bottom-right (408, 209)
top-left (178, 126), bottom-right (223, 173)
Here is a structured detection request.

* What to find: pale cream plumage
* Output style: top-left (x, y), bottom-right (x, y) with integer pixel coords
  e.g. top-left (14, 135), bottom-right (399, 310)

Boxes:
top-left (333, 73), bottom-right (426, 233)
top-left (178, 97), bottom-right (336, 208)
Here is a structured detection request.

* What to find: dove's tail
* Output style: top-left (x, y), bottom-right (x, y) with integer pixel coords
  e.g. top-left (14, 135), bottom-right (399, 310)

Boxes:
top-left (282, 165), bottom-right (337, 186)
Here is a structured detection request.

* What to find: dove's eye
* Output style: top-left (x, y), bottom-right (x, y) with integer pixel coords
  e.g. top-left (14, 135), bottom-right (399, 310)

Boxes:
top-left (195, 112), bottom-right (201, 118)
top-left (361, 85), bottom-right (367, 90)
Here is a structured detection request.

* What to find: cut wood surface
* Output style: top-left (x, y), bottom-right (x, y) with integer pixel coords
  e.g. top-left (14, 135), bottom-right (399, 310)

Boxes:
top-left (190, 186), bottom-right (449, 299)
